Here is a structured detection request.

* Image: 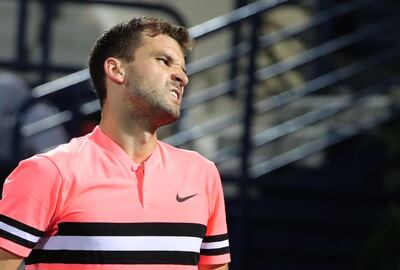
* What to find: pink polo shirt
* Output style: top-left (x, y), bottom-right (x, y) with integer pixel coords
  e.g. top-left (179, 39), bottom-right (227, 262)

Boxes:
top-left (0, 126), bottom-right (230, 269)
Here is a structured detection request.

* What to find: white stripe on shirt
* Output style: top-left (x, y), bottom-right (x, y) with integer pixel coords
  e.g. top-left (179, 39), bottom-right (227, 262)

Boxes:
top-left (35, 235), bottom-right (203, 252)
top-left (0, 221), bottom-right (40, 243)
top-left (201, 239), bottom-right (230, 249)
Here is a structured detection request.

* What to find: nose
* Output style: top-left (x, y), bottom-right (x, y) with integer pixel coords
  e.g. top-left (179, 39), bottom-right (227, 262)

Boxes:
top-left (171, 68), bottom-right (189, 88)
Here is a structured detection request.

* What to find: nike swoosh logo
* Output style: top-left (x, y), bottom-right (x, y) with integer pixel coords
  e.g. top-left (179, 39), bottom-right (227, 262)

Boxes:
top-left (176, 193), bottom-right (198, 202)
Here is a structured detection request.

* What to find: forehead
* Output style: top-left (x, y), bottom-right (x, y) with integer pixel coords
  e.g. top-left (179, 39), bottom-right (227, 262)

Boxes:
top-left (136, 34), bottom-right (185, 63)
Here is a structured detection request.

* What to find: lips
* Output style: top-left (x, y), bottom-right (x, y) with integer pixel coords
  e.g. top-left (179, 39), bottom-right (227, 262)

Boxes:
top-left (170, 88), bottom-right (181, 101)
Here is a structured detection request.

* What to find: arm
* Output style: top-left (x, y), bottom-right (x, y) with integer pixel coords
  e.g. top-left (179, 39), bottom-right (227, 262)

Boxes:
top-left (198, 164), bottom-right (230, 269)
top-left (0, 249), bottom-right (23, 270)
top-left (199, 263), bottom-right (229, 270)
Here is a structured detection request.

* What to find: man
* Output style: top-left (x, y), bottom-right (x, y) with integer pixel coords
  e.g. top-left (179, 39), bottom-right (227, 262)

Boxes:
top-left (0, 17), bottom-right (230, 270)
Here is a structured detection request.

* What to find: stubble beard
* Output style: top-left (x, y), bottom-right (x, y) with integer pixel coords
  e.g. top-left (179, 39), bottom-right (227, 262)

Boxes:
top-left (125, 77), bottom-right (181, 129)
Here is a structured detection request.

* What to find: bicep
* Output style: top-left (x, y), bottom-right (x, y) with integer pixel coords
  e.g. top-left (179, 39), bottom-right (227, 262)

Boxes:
top-left (0, 248), bottom-right (23, 270)
top-left (198, 263), bottom-right (229, 270)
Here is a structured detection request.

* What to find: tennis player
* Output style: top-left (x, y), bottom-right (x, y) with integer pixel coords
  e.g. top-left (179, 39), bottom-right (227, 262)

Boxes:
top-left (0, 17), bottom-right (230, 270)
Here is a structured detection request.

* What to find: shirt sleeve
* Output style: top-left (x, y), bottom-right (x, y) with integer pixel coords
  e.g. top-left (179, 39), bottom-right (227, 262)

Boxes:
top-left (199, 162), bottom-right (231, 265)
top-left (0, 155), bottom-right (62, 257)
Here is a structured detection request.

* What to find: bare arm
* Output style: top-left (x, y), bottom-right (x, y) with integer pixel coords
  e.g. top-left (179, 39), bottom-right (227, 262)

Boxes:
top-left (198, 263), bottom-right (229, 270)
top-left (0, 249), bottom-right (23, 270)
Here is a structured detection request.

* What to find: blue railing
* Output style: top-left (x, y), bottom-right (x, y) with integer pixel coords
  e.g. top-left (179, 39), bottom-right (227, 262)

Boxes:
top-left (250, 75), bottom-right (400, 177)
top-left (0, 0), bottom-right (187, 84)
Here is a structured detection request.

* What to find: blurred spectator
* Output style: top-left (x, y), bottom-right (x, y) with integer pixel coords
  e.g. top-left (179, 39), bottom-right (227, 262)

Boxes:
top-left (0, 73), bottom-right (69, 181)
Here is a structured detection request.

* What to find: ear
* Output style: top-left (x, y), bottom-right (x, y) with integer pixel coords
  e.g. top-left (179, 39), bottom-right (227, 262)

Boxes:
top-left (104, 57), bottom-right (125, 84)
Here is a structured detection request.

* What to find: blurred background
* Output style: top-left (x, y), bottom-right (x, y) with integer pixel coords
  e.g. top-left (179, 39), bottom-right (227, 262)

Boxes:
top-left (1, 0), bottom-right (400, 269)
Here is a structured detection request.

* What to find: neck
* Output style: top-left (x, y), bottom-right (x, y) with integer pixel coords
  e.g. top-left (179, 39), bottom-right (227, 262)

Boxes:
top-left (99, 113), bottom-right (158, 164)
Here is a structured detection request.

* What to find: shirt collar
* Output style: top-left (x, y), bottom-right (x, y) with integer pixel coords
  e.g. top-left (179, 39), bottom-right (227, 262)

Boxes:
top-left (88, 125), bottom-right (161, 168)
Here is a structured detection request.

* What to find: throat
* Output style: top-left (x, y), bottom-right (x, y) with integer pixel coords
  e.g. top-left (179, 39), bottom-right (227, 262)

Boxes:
top-left (99, 121), bottom-right (157, 164)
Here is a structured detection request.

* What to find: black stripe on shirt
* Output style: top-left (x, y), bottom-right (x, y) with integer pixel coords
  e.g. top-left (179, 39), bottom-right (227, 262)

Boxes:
top-left (203, 233), bottom-right (229, 243)
top-left (0, 228), bottom-right (37, 249)
top-left (200, 246), bottom-right (230, 256)
top-left (57, 222), bottom-right (207, 238)
top-left (25, 250), bottom-right (200, 265)
top-left (0, 214), bottom-right (43, 237)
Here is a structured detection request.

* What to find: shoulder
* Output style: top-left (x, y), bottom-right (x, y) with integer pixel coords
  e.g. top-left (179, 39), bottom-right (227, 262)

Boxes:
top-left (158, 140), bottom-right (215, 167)
top-left (4, 149), bottom-right (66, 198)
top-left (10, 133), bottom-right (87, 170)
top-left (157, 141), bottom-right (220, 181)
top-left (18, 133), bottom-right (94, 181)
top-left (38, 133), bottom-right (91, 163)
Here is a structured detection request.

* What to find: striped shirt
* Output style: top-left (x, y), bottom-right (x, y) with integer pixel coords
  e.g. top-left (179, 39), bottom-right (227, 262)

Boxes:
top-left (0, 126), bottom-right (230, 269)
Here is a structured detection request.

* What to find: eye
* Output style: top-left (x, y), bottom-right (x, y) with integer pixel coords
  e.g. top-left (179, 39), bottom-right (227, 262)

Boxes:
top-left (157, 58), bottom-right (169, 66)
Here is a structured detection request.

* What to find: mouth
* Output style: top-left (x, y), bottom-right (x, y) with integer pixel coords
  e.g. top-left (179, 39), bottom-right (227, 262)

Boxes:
top-left (170, 88), bottom-right (181, 101)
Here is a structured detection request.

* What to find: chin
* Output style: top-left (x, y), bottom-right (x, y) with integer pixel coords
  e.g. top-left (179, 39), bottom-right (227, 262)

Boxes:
top-left (166, 113), bottom-right (180, 124)
top-left (164, 106), bottom-right (181, 120)
top-left (155, 110), bottom-right (180, 127)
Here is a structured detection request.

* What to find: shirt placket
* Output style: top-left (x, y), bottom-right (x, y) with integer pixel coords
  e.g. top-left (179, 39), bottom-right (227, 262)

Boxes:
top-left (131, 164), bottom-right (145, 207)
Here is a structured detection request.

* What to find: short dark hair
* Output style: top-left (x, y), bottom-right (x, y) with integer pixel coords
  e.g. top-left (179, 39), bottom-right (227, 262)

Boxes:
top-left (88, 17), bottom-right (193, 107)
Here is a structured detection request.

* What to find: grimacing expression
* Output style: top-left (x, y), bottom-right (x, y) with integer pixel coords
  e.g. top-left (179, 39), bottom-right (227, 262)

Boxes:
top-left (122, 34), bottom-right (189, 127)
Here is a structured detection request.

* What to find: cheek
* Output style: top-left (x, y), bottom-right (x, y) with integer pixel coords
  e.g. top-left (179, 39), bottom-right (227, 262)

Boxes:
top-left (125, 75), bottom-right (160, 102)
top-left (130, 66), bottom-right (159, 84)
top-left (125, 64), bottom-right (168, 97)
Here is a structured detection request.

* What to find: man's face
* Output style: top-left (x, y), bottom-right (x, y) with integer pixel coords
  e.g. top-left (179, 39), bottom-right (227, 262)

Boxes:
top-left (122, 34), bottom-right (189, 127)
